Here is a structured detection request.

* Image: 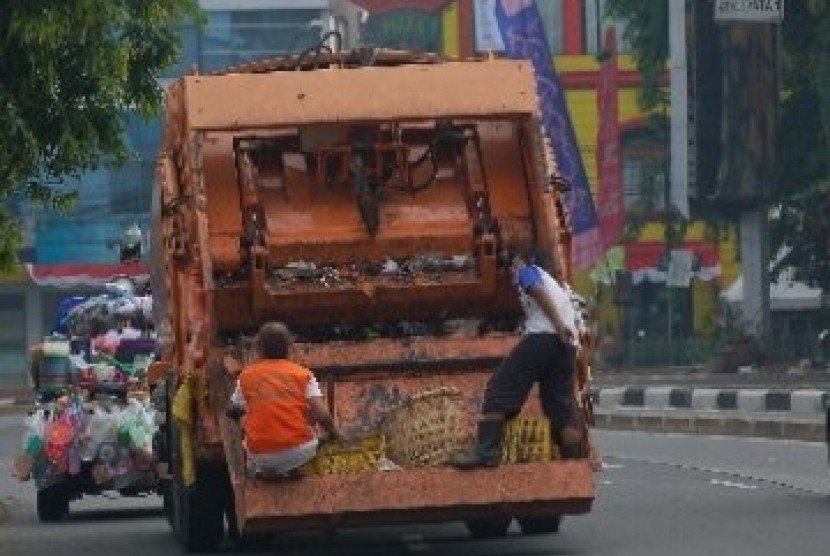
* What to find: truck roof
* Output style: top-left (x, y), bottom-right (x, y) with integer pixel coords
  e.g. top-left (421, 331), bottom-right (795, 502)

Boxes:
top-left (171, 58), bottom-right (538, 132)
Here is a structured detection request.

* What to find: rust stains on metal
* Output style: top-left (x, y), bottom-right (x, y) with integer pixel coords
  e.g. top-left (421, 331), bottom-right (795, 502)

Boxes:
top-left (291, 334), bottom-right (519, 371)
top-left (239, 461), bottom-right (594, 533)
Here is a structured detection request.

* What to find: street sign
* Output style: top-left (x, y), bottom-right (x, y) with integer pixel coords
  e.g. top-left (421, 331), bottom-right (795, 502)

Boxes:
top-left (714, 0), bottom-right (784, 22)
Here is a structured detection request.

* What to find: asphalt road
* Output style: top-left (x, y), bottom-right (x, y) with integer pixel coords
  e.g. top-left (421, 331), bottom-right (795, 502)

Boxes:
top-left (1, 417), bottom-right (828, 556)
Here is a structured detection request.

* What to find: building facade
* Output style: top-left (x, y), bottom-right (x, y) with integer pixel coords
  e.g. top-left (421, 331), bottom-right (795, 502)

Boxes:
top-left (2, 1), bottom-right (745, 389)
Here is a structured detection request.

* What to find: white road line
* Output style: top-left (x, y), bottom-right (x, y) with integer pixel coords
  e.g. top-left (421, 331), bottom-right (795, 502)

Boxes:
top-left (709, 478), bottom-right (758, 490)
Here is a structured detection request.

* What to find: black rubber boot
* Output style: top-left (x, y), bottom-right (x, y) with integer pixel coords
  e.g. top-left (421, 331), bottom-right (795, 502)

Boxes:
top-left (451, 419), bottom-right (504, 469)
top-left (560, 442), bottom-right (585, 459)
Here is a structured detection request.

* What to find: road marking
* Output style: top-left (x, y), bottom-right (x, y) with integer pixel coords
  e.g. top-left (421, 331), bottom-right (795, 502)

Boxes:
top-left (709, 479), bottom-right (758, 490)
top-left (602, 462), bottom-right (623, 469)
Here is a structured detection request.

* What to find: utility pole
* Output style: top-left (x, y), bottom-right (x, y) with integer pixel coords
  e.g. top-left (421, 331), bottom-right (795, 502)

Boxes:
top-left (667, 0), bottom-right (689, 365)
top-left (713, 1), bottom-right (781, 348)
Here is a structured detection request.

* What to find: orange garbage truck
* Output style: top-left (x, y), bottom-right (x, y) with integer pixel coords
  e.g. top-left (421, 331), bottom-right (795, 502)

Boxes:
top-left (151, 50), bottom-right (596, 551)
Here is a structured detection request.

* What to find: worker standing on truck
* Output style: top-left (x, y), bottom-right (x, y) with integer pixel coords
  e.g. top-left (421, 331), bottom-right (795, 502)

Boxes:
top-left (225, 322), bottom-right (341, 477)
top-left (452, 246), bottom-right (584, 468)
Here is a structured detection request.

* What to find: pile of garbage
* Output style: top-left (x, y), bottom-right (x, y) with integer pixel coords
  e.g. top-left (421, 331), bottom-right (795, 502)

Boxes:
top-left (12, 396), bottom-right (158, 492)
top-left (267, 253), bottom-right (475, 289)
top-left (33, 277), bottom-right (158, 401)
top-left (57, 278), bottom-right (153, 338)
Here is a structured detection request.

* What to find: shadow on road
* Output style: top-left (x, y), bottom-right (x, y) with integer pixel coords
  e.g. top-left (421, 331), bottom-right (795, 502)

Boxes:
top-left (64, 507), bottom-right (163, 522)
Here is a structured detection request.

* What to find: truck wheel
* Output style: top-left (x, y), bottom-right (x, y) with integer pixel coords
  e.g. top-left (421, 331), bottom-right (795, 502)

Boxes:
top-left (175, 470), bottom-right (225, 553)
top-left (168, 419), bottom-right (225, 551)
top-left (36, 483), bottom-right (70, 522)
top-left (464, 517), bottom-right (512, 538)
top-left (159, 480), bottom-right (174, 527)
top-left (516, 515), bottom-right (562, 535)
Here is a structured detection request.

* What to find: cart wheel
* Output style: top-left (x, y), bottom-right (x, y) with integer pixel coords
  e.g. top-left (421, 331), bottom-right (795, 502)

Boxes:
top-left (516, 515), bottom-right (562, 535)
top-left (464, 517), bottom-right (512, 538)
top-left (37, 483), bottom-right (69, 522)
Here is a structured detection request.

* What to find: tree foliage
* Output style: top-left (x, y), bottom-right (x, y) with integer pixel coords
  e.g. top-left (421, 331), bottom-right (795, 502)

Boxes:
top-left (771, 0), bottom-right (830, 288)
top-left (604, 0), bottom-right (669, 112)
top-left (0, 0), bottom-right (200, 272)
top-left (604, 0), bottom-right (830, 291)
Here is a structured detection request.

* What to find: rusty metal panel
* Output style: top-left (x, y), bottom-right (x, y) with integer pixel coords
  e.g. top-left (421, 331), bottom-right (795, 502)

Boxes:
top-left (291, 335), bottom-right (519, 370)
top-left (332, 371), bottom-right (490, 436)
top-left (239, 462), bottom-right (594, 533)
top-left (213, 342), bottom-right (593, 534)
top-left (180, 60), bottom-right (537, 131)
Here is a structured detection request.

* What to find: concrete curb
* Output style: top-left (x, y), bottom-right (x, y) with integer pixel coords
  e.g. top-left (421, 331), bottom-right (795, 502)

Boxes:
top-left (591, 386), bottom-right (829, 442)
top-left (594, 408), bottom-right (826, 442)
top-left (592, 386), bottom-right (829, 414)
top-left (0, 398), bottom-right (25, 416)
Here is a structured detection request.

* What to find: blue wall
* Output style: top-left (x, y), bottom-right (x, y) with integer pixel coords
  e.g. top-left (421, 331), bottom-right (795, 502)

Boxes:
top-left (34, 7), bottom-right (326, 265)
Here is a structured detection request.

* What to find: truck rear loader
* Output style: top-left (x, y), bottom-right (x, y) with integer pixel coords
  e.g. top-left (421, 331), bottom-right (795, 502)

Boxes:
top-left (152, 50), bottom-right (596, 552)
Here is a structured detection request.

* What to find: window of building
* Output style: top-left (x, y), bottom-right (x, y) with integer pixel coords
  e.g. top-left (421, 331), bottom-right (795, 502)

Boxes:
top-left (163, 23), bottom-right (202, 78)
top-left (621, 127), bottom-right (667, 213)
top-left (201, 9), bottom-right (323, 71)
top-left (586, 0), bottom-right (631, 54)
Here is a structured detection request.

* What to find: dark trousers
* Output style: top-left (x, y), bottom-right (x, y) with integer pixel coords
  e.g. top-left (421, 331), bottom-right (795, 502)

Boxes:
top-left (481, 333), bottom-right (578, 435)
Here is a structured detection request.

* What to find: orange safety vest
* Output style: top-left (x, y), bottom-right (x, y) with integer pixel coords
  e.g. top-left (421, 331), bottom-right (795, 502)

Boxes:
top-left (238, 359), bottom-right (316, 454)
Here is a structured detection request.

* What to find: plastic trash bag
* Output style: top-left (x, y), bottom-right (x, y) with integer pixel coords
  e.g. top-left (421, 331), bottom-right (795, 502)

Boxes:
top-left (22, 411), bottom-right (47, 458)
top-left (81, 408), bottom-right (118, 461)
top-left (45, 416), bottom-right (75, 473)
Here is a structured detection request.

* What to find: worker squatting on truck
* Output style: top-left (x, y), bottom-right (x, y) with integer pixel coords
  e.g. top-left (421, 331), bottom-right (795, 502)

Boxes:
top-left (151, 48), bottom-right (598, 552)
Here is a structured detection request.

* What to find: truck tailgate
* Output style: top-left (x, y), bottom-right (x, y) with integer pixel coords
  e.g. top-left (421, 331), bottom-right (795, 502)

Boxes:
top-left (211, 342), bottom-right (595, 535)
top-left (236, 462), bottom-right (594, 533)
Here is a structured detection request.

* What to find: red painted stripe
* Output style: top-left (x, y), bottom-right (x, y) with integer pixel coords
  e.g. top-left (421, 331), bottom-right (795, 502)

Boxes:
top-left (560, 69), bottom-right (669, 89)
top-left (563, 0), bottom-right (583, 54)
top-left (457, 0), bottom-right (475, 58)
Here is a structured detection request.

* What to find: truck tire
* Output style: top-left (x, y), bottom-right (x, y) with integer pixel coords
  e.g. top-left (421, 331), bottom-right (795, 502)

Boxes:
top-left (175, 469), bottom-right (225, 553)
top-left (464, 517), bottom-right (512, 538)
top-left (168, 416), bottom-right (225, 552)
top-left (36, 483), bottom-right (70, 522)
top-left (160, 480), bottom-right (174, 528)
top-left (516, 515), bottom-right (562, 535)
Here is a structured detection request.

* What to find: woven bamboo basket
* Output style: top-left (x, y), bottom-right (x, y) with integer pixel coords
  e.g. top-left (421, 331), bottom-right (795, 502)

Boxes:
top-left (381, 387), bottom-right (464, 468)
top-left (303, 433), bottom-right (386, 475)
top-left (501, 416), bottom-right (559, 464)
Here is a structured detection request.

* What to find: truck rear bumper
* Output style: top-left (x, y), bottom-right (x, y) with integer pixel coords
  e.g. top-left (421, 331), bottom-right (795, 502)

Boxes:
top-left (236, 460), bottom-right (594, 534)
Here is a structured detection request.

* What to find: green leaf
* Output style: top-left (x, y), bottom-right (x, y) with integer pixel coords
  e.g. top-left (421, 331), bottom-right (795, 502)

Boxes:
top-left (0, 0), bottom-right (201, 271)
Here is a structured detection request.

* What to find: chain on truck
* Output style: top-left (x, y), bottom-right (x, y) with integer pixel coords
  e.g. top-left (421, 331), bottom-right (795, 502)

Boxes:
top-left (151, 46), bottom-right (599, 552)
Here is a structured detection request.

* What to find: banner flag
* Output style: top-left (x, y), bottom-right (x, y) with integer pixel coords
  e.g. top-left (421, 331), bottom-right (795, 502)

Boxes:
top-left (495, 0), bottom-right (603, 270)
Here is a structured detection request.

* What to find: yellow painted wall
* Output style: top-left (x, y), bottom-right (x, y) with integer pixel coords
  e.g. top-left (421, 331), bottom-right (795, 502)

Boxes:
top-left (553, 55), bottom-right (735, 338)
top-left (564, 89), bottom-right (600, 186)
top-left (441, 2), bottom-right (459, 56)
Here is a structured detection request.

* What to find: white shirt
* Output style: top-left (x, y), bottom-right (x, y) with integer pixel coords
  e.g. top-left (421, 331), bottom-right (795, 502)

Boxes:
top-left (516, 264), bottom-right (578, 343)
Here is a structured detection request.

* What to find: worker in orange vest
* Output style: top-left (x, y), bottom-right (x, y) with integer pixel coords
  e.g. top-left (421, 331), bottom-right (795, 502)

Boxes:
top-left (225, 322), bottom-right (341, 477)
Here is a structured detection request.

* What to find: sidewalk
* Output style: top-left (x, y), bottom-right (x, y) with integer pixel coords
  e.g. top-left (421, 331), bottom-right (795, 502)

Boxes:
top-left (0, 387), bottom-right (33, 415)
